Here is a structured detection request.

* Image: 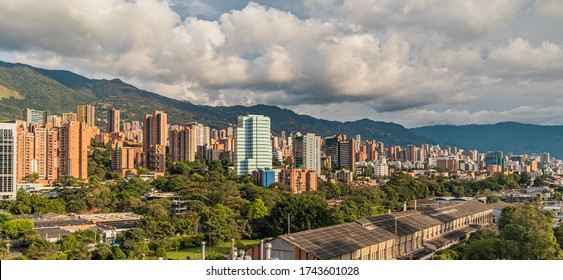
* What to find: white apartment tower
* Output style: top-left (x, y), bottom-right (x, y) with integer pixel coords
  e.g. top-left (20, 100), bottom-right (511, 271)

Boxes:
top-left (0, 122), bottom-right (17, 200)
top-left (235, 115), bottom-right (272, 175)
top-left (293, 133), bottom-right (321, 174)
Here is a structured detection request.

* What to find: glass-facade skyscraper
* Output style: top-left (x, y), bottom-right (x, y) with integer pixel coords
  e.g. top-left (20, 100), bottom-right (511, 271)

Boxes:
top-left (235, 115), bottom-right (272, 175)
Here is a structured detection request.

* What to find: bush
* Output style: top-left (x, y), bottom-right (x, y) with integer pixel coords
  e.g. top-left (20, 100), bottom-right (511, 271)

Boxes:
top-left (205, 253), bottom-right (227, 260)
top-left (155, 247), bottom-right (167, 259)
top-left (178, 234), bottom-right (205, 249)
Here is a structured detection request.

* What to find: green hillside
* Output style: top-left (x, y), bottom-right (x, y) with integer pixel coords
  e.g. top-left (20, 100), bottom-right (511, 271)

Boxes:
top-left (0, 61), bottom-right (427, 145)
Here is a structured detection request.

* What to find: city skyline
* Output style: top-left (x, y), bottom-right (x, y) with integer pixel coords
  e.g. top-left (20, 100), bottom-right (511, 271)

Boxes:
top-left (1, 1), bottom-right (563, 127)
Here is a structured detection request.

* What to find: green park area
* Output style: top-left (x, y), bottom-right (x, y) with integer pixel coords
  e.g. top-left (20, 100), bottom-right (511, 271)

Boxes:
top-left (166, 239), bottom-right (261, 260)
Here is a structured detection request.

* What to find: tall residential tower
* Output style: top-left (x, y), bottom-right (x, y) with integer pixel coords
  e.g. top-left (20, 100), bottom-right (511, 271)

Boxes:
top-left (0, 122), bottom-right (18, 200)
top-left (293, 133), bottom-right (321, 174)
top-left (234, 115), bottom-right (272, 175)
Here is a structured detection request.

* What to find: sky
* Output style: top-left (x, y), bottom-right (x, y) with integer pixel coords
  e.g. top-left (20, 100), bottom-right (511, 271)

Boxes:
top-left (1, 0), bottom-right (563, 128)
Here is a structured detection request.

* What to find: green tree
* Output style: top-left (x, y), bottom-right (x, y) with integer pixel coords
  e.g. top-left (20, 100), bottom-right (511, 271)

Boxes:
top-left (92, 243), bottom-right (115, 260)
top-left (24, 238), bottom-right (60, 260)
top-left (267, 194), bottom-right (336, 236)
top-left (24, 172), bottom-right (39, 183)
top-left (555, 226), bottom-right (563, 249)
top-left (2, 219), bottom-right (34, 239)
top-left (245, 198), bottom-right (268, 220)
top-left (499, 203), bottom-right (562, 259)
top-left (0, 212), bottom-right (13, 225)
top-left (112, 247), bottom-right (127, 260)
top-left (432, 249), bottom-right (459, 260)
top-left (7, 189), bottom-right (33, 214)
top-left (203, 204), bottom-right (240, 245)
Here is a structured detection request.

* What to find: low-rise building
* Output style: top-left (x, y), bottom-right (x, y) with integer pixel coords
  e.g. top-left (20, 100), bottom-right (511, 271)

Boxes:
top-left (269, 201), bottom-right (508, 260)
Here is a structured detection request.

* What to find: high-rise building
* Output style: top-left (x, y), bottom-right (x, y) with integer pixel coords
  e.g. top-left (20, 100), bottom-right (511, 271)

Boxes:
top-left (234, 115), bottom-right (272, 175)
top-left (23, 108), bottom-right (47, 128)
top-left (355, 134), bottom-right (361, 152)
top-left (338, 138), bottom-right (356, 173)
top-left (280, 131), bottom-right (287, 147)
top-left (293, 133), bottom-right (321, 174)
top-left (0, 122), bottom-right (17, 200)
top-left (210, 129), bottom-right (219, 141)
top-left (406, 145), bottom-right (418, 162)
top-left (252, 168), bottom-right (278, 188)
top-left (143, 111), bottom-right (167, 172)
top-left (376, 141), bottom-right (385, 155)
top-left (366, 140), bottom-right (378, 162)
top-left (192, 123), bottom-right (210, 148)
top-left (16, 123), bottom-right (59, 183)
top-left (59, 121), bottom-right (89, 179)
top-left (77, 105), bottom-right (96, 127)
top-left (62, 112), bottom-right (78, 123)
top-left (107, 109), bottom-right (121, 133)
top-left (47, 115), bottom-right (62, 127)
top-left (436, 156), bottom-right (459, 172)
top-left (169, 124), bottom-right (196, 162)
top-left (324, 135), bottom-right (346, 168)
top-left (540, 152), bottom-right (551, 164)
top-left (111, 144), bottom-right (136, 175)
top-left (484, 151), bottom-right (504, 170)
top-left (279, 168), bottom-right (318, 194)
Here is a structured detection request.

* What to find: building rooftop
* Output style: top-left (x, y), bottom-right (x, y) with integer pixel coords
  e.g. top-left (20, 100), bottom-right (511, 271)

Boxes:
top-left (78, 212), bottom-right (142, 222)
top-left (279, 201), bottom-right (501, 260)
top-left (34, 219), bottom-right (94, 228)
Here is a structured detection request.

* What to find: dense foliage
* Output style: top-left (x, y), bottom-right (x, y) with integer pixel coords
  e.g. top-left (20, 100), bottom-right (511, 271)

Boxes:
top-left (433, 202), bottom-right (563, 260)
top-left (0, 154), bottom-right (554, 259)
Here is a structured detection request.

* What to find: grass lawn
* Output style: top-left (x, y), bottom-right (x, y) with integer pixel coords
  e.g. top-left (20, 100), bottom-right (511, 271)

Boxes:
top-left (166, 239), bottom-right (261, 260)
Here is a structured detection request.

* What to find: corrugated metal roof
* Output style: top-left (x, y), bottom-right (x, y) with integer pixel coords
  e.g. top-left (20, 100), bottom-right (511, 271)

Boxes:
top-left (279, 201), bottom-right (498, 259)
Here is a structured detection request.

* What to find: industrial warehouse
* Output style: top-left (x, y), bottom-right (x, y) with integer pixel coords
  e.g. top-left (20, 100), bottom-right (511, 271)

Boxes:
top-left (268, 201), bottom-right (508, 260)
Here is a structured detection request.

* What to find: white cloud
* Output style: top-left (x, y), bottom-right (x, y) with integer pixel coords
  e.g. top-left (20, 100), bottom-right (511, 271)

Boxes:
top-left (489, 38), bottom-right (563, 73)
top-left (0, 0), bottom-right (562, 126)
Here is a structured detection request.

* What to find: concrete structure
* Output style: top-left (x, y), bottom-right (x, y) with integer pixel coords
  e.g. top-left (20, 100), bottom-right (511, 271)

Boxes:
top-left (0, 122), bottom-right (17, 199)
top-left (168, 124), bottom-right (196, 163)
top-left (47, 115), bottom-right (62, 127)
top-left (23, 108), bottom-right (47, 128)
top-left (143, 111), bottom-right (167, 172)
top-left (280, 167), bottom-right (318, 194)
top-left (61, 112), bottom-right (78, 123)
top-left (436, 157), bottom-right (459, 172)
top-left (485, 151), bottom-right (504, 170)
top-left (77, 105), bottom-right (96, 127)
top-left (234, 115), bottom-right (272, 175)
top-left (59, 121), bottom-right (89, 179)
top-left (16, 124), bottom-right (59, 184)
top-left (106, 109), bottom-right (120, 133)
top-left (193, 123), bottom-right (210, 148)
top-left (293, 133), bottom-right (321, 174)
top-left (324, 135), bottom-right (346, 169)
top-left (143, 192), bottom-right (188, 216)
top-left (338, 139), bottom-right (356, 173)
top-left (373, 157), bottom-right (389, 177)
top-left (253, 168), bottom-right (278, 187)
top-left (270, 201), bottom-right (506, 260)
top-left (111, 144), bottom-right (136, 175)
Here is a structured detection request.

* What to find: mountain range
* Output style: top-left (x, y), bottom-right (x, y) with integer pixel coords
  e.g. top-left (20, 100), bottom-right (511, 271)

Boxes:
top-left (1, 61), bottom-right (562, 157)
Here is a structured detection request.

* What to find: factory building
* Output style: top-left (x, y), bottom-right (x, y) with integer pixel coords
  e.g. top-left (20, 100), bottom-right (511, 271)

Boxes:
top-left (269, 201), bottom-right (506, 260)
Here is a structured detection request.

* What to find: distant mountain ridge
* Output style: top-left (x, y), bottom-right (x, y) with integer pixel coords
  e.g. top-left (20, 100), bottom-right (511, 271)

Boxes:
top-left (411, 122), bottom-right (563, 158)
top-left (2, 61), bottom-right (561, 157)
top-left (0, 61), bottom-right (427, 146)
